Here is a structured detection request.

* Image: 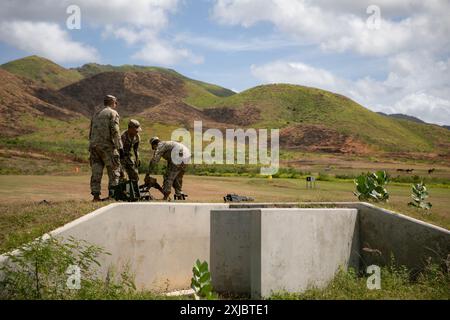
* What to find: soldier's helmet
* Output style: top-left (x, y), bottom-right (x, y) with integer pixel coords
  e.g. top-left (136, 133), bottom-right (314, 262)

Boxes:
top-left (149, 136), bottom-right (160, 146)
top-left (128, 119), bottom-right (142, 132)
top-left (104, 95), bottom-right (117, 105)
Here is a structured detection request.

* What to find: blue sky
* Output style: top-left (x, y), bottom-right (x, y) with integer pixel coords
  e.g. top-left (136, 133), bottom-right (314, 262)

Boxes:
top-left (0, 0), bottom-right (449, 124)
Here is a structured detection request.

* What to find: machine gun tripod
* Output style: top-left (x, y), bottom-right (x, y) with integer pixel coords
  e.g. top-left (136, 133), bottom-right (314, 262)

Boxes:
top-left (111, 175), bottom-right (164, 202)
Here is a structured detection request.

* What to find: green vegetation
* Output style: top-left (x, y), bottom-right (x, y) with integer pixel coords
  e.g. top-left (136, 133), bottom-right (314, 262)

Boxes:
top-left (0, 236), bottom-right (184, 300)
top-left (354, 171), bottom-right (390, 202)
top-left (0, 201), bottom-right (110, 254)
top-left (76, 62), bottom-right (235, 98)
top-left (1, 56), bottom-right (235, 98)
top-left (2, 55), bottom-right (450, 157)
top-left (194, 83), bottom-right (450, 153)
top-left (1, 175), bottom-right (448, 239)
top-left (1, 234), bottom-right (447, 300)
top-left (0, 115), bottom-right (185, 175)
top-left (191, 260), bottom-right (217, 300)
top-left (338, 173), bottom-right (450, 186)
top-left (183, 81), bottom-right (222, 107)
top-left (409, 182), bottom-right (432, 210)
top-left (271, 261), bottom-right (449, 300)
top-left (0, 55), bottom-right (83, 89)
top-left (0, 236), bottom-right (107, 299)
top-left (2, 234), bottom-right (448, 300)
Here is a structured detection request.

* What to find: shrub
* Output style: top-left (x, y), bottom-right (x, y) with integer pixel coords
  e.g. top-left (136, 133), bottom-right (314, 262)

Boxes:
top-left (191, 259), bottom-right (217, 300)
top-left (0, 236), bottom-right (108, 300)
top-left (354, 171), bottom-right (389, 202)
top-left (335, 174), bottom-right (357, 180)
top-left (408, 182), bottom-right (432, 211)
top-left (0, 236), bottom-right (179, 300)
top-left (270, 260), bottom-right (449, 300)
top-left (317, 172), bottom-right (331, 181)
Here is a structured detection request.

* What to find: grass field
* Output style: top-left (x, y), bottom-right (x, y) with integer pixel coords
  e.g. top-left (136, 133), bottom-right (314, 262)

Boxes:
top-left (0, 174), bottom-right (449, 254)
top-left (271, 264), bottom-right (449, 300)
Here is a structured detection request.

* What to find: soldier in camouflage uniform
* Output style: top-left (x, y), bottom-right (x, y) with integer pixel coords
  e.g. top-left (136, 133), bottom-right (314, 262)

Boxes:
top-left (120, 119), bottom-right (142, 182)
top-left (89, 95), bottom-right (124, 201)
top-left (147, 137), bottom-right (191, 200)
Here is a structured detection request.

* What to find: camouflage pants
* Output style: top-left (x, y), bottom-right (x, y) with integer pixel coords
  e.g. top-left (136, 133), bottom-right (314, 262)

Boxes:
top-left (121, 158), bottom-right (139, 182)
top-left (89, 145), bottom-right (121, 196)
top-left (163, 161), bottom-right (186, 195)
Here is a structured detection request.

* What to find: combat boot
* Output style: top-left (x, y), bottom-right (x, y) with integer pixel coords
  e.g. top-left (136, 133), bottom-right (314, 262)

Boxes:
top-left (174, 193), bottom-right (188, 201)
top-left (163, 191), bottom-right (171, 201)
top-left (108, 187), bottom-right (116, 200)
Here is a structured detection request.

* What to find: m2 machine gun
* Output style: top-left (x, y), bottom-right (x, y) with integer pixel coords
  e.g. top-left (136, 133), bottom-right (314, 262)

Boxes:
top-left (112, 175), bottom-right (164, 202)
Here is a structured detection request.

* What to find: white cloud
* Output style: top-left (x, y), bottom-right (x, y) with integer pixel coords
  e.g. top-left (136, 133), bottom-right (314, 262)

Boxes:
top-left (351, 52), bottom-right (450, 112)
top-left (0, 0), bottom-right (202, 67)
top-left (173, 32), bottom-right (298, 52)
top-left (102, 26), bottom-right (204, 66)
top-left (0, 20), bottom-right (98, 63)
top-left (250, 61), bottom-right (344, 93)
top-left (217, 0), bottom-right (450, 125)
top-left (211, 0), bottom-right (450, 57)
top-left (391, 93), bottom-right (450, 125)
top-left (251, 56), bottom-right (450, 125)
top-left (0, 0), bottom-right (179, 30)
top-left (103, 25), bottom-right (157, 45)
top-left (132, 38), bottom-right (204, 66)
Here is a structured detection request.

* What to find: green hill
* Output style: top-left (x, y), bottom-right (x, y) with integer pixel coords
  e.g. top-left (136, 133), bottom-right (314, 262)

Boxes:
top-left (0, 56), bottom-right (235, 106)
top-left (1, 56), bottom-right (449, 156)
top-left (76, 63), bottom-right (235, 98)
top-left (0, 56), bottom-right (84, 90)
top-left (197, 83), bottom-right (450, 153)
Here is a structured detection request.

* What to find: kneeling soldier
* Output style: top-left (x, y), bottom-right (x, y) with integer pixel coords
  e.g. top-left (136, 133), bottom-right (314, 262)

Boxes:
top-left (147, 137), bottom-right (191, 200)
top-left (121, 119), bottom-right (142, 182)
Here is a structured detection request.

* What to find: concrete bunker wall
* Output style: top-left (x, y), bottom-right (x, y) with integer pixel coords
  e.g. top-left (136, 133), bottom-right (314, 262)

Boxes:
top-left (1, 202), bottom-right (448, 296)
top-left (48, 203), bottom-right (228, 291)
top-left (210, 208), bottom-right (359, 298)
top-left (231, 202), bottom-right (450, 272)
top-left (355, 203), bottom-right (450, 270)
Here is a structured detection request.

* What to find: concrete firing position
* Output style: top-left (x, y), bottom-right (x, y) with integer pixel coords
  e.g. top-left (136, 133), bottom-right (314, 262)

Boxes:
top-left (211, 208), bottom-right (359, 298)
top-left (1, 202), bottom-right (448, 297)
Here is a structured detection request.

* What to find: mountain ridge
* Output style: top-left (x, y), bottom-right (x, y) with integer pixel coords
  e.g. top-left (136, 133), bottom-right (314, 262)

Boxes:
top-left (1, 55), bottom-right (449, 158)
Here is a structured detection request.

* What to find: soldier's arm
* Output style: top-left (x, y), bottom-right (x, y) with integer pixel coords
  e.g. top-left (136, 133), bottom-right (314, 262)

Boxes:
top-left (134, 135), bottom-right (140, 161)
top-left (89, 118), bottom-right (93, 140)
top-left (110, 113), bottom-right (123, 151)
top-left (147, 153), bottom-right (159, 174)
top-left (147, 144), bottom-right (164, 174)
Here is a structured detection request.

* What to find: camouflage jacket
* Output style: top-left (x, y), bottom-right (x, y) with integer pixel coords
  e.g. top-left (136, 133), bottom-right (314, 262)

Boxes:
top-left (148, 141), bottom-right (191, 172)
top-left (89, 106), bottom-right (123, 150)
top-left (121, 130), bottom-right (140, 162)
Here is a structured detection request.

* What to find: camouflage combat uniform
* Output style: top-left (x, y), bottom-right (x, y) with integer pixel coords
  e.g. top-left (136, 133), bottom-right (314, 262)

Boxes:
top-left (89, 106), bottom-right (123, 196)
top-left (148, 141), bottom-right (191, 195)
top-left (121, 131), bottom-right (140, 181)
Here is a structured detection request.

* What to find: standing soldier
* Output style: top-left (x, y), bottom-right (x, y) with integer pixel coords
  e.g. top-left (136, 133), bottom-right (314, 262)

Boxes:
top-left (89, 95), bottom-right (124, 202)
top-left (121, 119), bottom-right (142, 182)
top-left (147, 137), bottom-right (191, 200)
